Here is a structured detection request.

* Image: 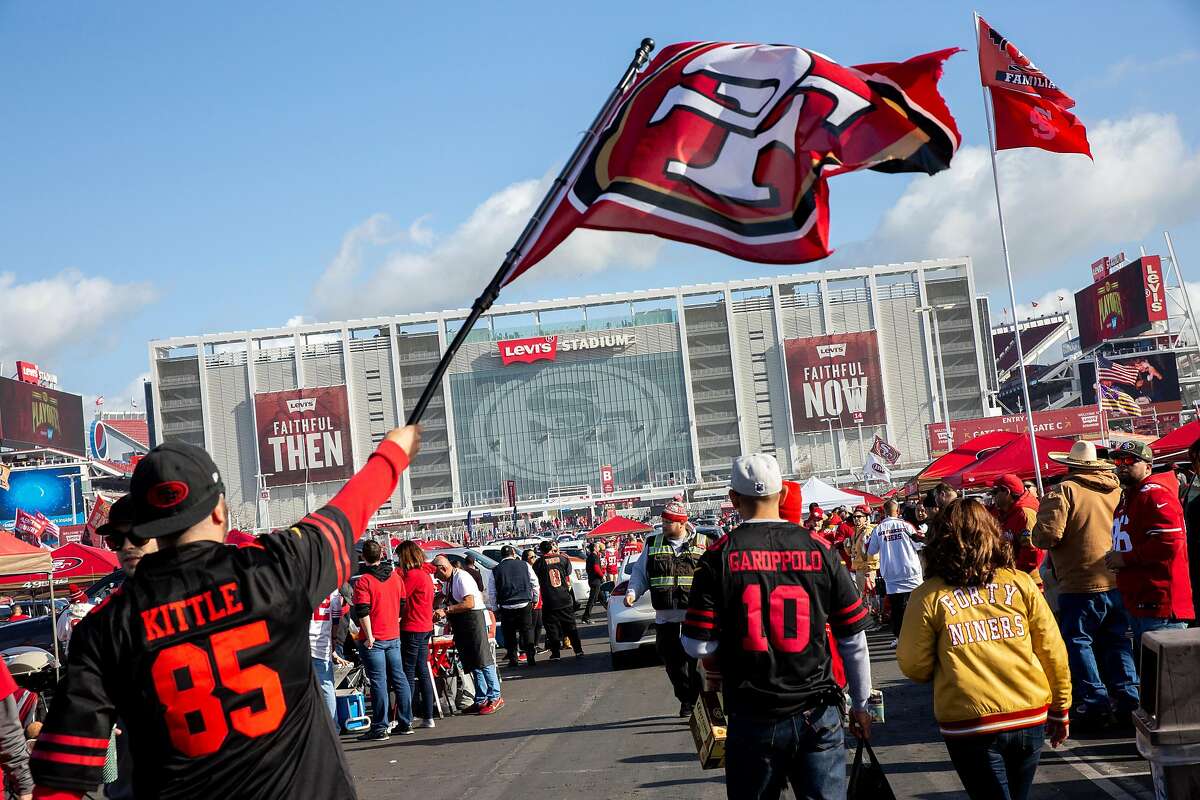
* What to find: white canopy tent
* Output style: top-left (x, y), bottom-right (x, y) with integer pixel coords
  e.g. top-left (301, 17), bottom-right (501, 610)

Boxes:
top-left (799, 477), bottom-right (863, 510)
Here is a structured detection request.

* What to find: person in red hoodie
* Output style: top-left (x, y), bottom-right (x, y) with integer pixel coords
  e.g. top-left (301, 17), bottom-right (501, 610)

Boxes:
top-left (779, 481), bottom-right (847, 689)
top-left (352, 539), bottom-right (410, 740)
top-left (804, 503), bottom-right (825, 531)
top-left (397, 540), bottom-right (437, 730)
top-left (1106, 441), bottom-right (1195, 652)
top-left (991, 474), bottom-right (1045, 587)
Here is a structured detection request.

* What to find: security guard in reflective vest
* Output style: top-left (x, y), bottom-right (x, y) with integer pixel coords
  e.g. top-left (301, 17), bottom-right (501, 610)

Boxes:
top-left (625, 499), bottom-right (712, 717)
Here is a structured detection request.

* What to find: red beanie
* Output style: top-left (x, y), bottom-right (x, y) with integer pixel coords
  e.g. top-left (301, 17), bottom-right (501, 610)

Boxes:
top-left (68, 584), bottom-right (87, 604)
top-left (779, 480), bottom-right (804, 525)
top-left (662, 500), bottom-right (689, 523)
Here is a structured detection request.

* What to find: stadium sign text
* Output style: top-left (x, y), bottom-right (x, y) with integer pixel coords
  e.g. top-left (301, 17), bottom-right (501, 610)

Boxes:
top-left (497, 334), bottom-right (635, 366)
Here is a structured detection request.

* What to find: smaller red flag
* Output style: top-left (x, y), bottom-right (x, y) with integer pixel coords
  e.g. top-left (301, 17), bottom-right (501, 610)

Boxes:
top-left (989, 87), bottom-right (1091, 158)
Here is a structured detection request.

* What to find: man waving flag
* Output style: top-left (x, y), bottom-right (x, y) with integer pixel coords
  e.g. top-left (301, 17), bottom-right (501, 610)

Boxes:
top-left (507, 42), bottom-right (961, 281)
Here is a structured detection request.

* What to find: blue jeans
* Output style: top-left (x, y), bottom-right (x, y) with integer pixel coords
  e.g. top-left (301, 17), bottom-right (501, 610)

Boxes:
top-left (724, 704), bottom-right (845, 800)
top-left (401, 631), bottom-right (436, 721)
top-left (944, 724), bottom-right (1044, 800)
top-left (360, 637), bottom-right (411, 732)
top-left (312, 656), bottom-right (337, 721)
top-left (1056, 590), bottom-right (1139, 714)
top-left (1130, 617), bottom-right (1188, 657)
top-left (471, 663), bottom-right (502, 704)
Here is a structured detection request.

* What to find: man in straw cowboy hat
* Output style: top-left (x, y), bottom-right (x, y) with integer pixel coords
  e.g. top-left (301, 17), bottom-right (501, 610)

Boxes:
top-left (1033, 440), bottom-right (1138, 731)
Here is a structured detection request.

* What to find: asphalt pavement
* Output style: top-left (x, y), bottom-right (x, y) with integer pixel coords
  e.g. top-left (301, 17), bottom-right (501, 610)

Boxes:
top-left (343, 617), bottom-right (1156, 800)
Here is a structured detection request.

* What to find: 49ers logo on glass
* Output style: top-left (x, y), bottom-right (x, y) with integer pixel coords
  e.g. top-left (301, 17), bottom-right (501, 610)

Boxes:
top-left (498, 336), bottom-right (558, 366)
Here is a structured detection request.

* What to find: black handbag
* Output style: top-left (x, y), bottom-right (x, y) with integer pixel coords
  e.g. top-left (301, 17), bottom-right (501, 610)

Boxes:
top-left (847, 738), bottom-right (896, 800)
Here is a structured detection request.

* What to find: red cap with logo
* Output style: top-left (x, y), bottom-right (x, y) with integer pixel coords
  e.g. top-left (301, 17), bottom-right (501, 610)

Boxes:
top-left (992, 474), bottom-right (1025, 496)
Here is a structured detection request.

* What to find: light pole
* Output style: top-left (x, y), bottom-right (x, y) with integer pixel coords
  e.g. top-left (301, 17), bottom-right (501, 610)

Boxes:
top-left (915, 303), bottom-right (956, 451)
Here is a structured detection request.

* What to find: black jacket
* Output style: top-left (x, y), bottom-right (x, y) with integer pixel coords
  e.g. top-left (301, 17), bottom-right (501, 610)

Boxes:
top-left (493, 558), bottom-right (533, 607)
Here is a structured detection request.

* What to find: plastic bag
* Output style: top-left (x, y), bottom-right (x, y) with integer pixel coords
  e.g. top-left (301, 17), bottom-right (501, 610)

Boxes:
top-left (848, 738), bottom-right (896, 800)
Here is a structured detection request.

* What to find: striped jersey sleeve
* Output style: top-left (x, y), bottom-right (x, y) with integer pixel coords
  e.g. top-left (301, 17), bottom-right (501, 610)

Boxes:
top-left (260, 505), bottom-right (356, 610)
top-left (683, 549), bottom-right (722, 641)
top-left (30, 614), bottom-right (115, 795)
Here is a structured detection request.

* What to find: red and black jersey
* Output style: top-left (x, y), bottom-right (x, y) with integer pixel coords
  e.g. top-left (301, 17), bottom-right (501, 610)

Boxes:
top-left (683, 521), bottom-right (871, 719)
top-left (31, 441), bottom-right (409, 800)
top-left (533, 554), bottom-right (574, 610)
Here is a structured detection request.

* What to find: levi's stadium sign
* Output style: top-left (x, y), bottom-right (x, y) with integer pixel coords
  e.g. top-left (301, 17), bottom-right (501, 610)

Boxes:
top-left (496, 333), bottom-right (635, 366)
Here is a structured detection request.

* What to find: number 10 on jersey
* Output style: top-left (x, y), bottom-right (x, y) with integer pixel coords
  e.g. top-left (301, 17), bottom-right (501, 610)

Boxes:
top-left (741, 584), bottom-right (812, 653)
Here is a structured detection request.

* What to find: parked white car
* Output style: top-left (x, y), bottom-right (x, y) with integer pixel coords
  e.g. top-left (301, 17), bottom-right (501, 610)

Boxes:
top-left (606, 554), bottom-right (656, 670)
top-left (423, 547), bottom-right (496, 607)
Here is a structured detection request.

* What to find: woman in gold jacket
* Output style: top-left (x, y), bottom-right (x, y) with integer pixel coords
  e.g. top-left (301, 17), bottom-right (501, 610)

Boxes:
top-left (898, 499), bottom-right (1071, 800)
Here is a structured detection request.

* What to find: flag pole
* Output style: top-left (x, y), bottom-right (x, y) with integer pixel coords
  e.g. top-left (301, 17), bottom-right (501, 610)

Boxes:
top-left (1094, 354), bottom-right (1108, 445)
top-left (405, 37), bottom-right (656, 425)
top-left (974, 11), bottom-right (1044, 494)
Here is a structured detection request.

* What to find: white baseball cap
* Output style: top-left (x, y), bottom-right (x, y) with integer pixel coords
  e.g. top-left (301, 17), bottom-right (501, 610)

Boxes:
top-left (730, 454), bottom-right (783, 497)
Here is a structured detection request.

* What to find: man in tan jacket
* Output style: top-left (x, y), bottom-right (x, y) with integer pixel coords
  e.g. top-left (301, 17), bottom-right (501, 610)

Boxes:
top-left (1033, 441), bottom-right (1138, 730)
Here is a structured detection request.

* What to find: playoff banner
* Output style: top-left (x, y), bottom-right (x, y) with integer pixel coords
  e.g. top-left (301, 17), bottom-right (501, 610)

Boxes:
top-left (784, 332), bottom-right (886, 433)
top-left (0, 377), bottom-right (86, 456)
top-left (254, 386), bottom-right (353, 488)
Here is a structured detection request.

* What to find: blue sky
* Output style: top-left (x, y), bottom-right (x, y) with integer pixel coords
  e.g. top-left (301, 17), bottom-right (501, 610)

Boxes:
top-left (2, 1), bottom-right (1198, 407)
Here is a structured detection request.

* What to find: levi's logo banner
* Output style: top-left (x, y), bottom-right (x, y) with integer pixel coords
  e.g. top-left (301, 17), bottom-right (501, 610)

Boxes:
top-left (785, 331), bottom-right (886, 433)
top-left (254, 386), bottom-right (353, 488)
top-left (504, 41), bottom-right (961, 284)
top-left (498, 336), bottom-right (558, 366)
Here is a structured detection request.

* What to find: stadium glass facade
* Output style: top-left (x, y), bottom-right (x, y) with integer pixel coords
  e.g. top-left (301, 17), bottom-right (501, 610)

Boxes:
top-left (148, 258), bottom-right (994, 528)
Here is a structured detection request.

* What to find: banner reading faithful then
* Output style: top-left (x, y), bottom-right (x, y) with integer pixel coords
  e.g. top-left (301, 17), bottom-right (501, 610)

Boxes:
top-left (784, 332), bottom-right (886, 433)
top-left (255, 386), bottom-right (353, 488)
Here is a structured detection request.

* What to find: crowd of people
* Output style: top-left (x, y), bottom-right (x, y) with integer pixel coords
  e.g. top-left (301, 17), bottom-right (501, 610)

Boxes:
top-left (0, 420), bottom-right (1192, 800)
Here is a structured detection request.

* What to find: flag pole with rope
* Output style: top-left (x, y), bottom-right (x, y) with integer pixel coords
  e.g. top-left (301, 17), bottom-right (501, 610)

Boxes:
top-left (1094, 353), bottom-right (1108, 446)
top-left (405, 38), bottom-right (656, 425)
top-left (974, 10), bottom-right (1044, 494)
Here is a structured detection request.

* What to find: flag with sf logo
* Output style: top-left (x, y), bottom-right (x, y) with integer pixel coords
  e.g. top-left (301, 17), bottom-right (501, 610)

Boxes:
top-left (506, 42), bottom-right (961, 280)
top-left (976, 16), bottom-right (1091, 157)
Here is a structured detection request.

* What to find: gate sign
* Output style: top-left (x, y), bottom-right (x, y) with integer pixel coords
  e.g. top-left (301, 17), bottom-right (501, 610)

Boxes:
top-left (254, 386), bottom-right (353, 488)
top-left (784, 332), bottom-right (887, 433)
top-left (600, 465), bottom-right (615, 495)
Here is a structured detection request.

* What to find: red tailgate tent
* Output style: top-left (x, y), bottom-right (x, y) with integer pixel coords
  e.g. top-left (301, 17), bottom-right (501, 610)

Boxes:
top-left (948, 434), bottom-right (1076, 490)
top-left (915, 431), bottom-right (1020, 489)
top-left (586, 516), bottom-right (652, 538)
top-left (0, 542), bottom-right (118, 591)
top-left (417, 539), bottom-right (455, 550)
top-left (1151, 421), bottom-right (1200, 464)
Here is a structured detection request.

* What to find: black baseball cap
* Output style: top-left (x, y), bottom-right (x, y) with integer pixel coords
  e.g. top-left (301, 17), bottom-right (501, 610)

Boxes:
top-left (130, 442), bottom-right (225, 538)
top-left (96, 495), bottom-right (135, 539)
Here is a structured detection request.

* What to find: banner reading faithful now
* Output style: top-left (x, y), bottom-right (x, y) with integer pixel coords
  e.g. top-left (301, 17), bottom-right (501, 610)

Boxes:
top-left (255, 386), bottom-right (353, 488)
top-left (784, 332), bottom-right (886, 433)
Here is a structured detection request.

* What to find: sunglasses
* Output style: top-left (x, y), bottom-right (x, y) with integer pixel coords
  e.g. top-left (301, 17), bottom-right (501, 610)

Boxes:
top-left (1111, 455), bottom-right (1142, 467)
top-left (104, 531), bottom-right (149, 551)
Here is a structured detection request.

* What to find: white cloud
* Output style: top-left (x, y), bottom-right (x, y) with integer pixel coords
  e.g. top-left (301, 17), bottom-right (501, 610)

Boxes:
top-left (307, 175), bottom-right (662, 321)
top-left (1014, 287), bottom-right (1075, 324)
top-left (0, 269), bottom-right (156, 367)
top-left (846, 113), bottom-right (1200, 297)
top-left (1102, 50), bottom-right (1200, 85)
top-left (284, 315), bottom-right (307, 328)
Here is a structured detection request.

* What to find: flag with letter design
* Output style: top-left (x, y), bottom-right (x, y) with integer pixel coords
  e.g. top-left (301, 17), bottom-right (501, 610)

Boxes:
top-left (506, 41), bottom-right (961, 281)
top-left (977, 16), bottom-right (1091, 157)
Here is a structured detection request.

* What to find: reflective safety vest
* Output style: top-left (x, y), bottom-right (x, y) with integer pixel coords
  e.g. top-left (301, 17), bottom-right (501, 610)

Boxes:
top-left (646, 532), bottom-right (711, 611)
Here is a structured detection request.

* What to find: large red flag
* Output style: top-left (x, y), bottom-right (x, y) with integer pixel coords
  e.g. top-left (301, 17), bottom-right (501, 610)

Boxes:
top-left (505, 42), bottom-right (961, 283)
top-left (976, 16), bottom-right (1091, 158)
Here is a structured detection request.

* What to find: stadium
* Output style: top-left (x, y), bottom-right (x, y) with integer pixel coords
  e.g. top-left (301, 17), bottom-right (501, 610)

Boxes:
top-left (147, 258), bottom-right (996, 528)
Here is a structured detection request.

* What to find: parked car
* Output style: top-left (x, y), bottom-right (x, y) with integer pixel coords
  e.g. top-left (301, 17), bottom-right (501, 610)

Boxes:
top-left (472, 542), bottom-right (589, 609)
top-left (0, 571), bottom-right (125, 655)
top-left (606, 554), bottom-right (657, 670)
top-left (422, 547), bottom-right (497, 606)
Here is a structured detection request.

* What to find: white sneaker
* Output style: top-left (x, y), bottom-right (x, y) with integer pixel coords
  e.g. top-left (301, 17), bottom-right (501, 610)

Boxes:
top-left (413, 718), bottom-right (436, 729)
top-left (889, 638), bottom-right (899, 648)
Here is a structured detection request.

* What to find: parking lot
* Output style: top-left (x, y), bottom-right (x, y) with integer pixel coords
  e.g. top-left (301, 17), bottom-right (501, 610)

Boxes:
top-left (342, 619), bottom-right (1157, 799)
